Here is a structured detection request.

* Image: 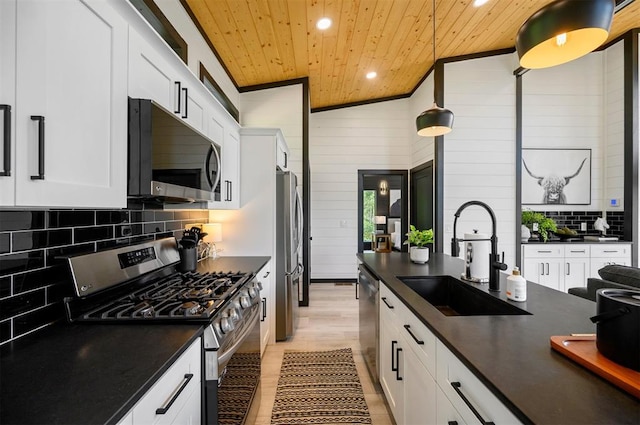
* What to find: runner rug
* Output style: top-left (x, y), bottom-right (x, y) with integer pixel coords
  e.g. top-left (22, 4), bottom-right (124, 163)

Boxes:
top-left (270, 348), bottom-right (372, 424)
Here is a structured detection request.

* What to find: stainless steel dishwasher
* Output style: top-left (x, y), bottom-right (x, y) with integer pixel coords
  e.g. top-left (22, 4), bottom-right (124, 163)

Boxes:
top-left (358, 264), bottom-right (379, 384)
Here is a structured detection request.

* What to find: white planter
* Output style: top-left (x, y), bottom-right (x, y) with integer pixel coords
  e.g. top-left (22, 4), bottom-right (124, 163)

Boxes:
top-left (410, 246), bottom-right (429, 263)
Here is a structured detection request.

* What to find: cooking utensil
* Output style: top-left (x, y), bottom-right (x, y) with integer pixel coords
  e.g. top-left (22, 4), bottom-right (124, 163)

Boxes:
top-left (590, 289), bottom-right (640, 372)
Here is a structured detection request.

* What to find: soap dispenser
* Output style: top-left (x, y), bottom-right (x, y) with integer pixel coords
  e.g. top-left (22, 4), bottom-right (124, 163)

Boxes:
top-left (506, 267), bottom-right (526, 302)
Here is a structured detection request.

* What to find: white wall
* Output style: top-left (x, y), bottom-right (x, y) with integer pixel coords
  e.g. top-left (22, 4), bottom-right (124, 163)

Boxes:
top-left (441, 54), bottom-right (519, 269)
top-left (309, 101), bottom-right (412, 279)
top-left (239, 85), bottom-right (304, 182)
top-left (154, 0), bottom-right (239, 108)
top-left (522, 52), bottom-right (605, 212)
top-left (604, 41), bottom-right (625, 212)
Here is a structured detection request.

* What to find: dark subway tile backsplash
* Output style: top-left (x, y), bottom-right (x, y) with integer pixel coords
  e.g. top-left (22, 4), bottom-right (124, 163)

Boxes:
top-left (0, 206), bottom-right (210, 345)
top-left (12, 229), bottom-right (73, 252)
top-left (0, 211), bottom-right (46, 232)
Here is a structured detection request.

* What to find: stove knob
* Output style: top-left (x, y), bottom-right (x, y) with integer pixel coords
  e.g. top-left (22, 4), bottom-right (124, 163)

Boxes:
top-left (254, 280), bottom-right (263, 291)
top-left (228, 307), bottom-right (240, 322)
top-left (220, 316), bottom-right (234, 333)
top-left (248, 286), bottom-right (258, 298)
top-left (240, 295), bottom-right (251, 308)
top-left (213, 320), bottom-right (223, 336)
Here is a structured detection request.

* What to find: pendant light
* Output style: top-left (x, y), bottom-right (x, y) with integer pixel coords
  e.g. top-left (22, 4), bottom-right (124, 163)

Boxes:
top-left (516, 0), bottom-right (615, 69)
top-left (416, 0), bottom-right (454, 137)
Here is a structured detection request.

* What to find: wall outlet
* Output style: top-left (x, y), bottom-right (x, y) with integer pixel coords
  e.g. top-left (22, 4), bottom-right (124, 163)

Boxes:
top-left (580, 222), bottom-right (587, 231)
top-left (532, 222), bottom-right (539, 231)
top-left (340, 220), bottom-right (347, 228)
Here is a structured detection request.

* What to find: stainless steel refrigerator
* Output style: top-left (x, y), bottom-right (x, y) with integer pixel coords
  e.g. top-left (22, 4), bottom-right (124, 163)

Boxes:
top-left (275, 170), bottom-right (303, 341)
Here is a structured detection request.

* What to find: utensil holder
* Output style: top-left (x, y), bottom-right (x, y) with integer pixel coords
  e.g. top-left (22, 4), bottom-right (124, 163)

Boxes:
top-left (178, 246), bottom-right (197, 272)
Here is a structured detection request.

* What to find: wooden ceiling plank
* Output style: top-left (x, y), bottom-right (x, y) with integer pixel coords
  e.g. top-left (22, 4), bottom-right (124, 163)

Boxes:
top-left (286, 0), bottom-right (311, 78)
top-left (199, 0), bottom-right (261, 86)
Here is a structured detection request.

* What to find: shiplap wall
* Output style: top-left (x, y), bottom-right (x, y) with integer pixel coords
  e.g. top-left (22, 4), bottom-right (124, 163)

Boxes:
top-left (309, 101), bottom-right (412, 279)
top-left (604, 41), bottom-right (625, 212)
top-left (522, 52), bottom-right (605, 212)
top-left (441, 54), bottom-right (518, 269)
top-left (238, 85), bottom-right (304, 183)
top-left (155, 0), bottom-right (239, 107)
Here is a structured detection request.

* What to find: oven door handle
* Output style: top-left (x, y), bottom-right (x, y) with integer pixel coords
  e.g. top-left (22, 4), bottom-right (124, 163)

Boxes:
top-left (216, 305), bottom-right (260, 369)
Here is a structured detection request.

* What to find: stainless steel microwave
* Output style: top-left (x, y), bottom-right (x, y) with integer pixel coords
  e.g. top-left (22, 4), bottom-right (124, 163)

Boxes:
top-left (128, 98), bottom-right (222, 203)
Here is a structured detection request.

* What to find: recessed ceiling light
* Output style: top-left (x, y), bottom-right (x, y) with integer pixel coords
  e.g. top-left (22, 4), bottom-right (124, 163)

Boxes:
top-left (473, 0), bottom-right (489, 6)
top-left (316, 17), bottom-right (332, 30)
top-left (366, 71), bottom-right (377, 79)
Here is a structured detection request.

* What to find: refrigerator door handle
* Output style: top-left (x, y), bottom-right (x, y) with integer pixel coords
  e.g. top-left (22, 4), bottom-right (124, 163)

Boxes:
top-left (295, 189), bottom-right (304, 255)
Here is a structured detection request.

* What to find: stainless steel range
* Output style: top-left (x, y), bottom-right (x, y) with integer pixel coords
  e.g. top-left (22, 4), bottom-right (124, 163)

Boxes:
top-left (63, 237), bottom-right (262, 425)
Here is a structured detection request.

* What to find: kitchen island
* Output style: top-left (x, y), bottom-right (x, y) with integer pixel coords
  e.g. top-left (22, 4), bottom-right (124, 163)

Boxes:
top-left (0, 256), bottom-right (269, 425)
top-left (359, 252), bottom-right (639, 424)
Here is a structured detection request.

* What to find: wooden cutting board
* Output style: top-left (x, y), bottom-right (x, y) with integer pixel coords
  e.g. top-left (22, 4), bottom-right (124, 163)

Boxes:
top-left (550, 335), bottom-right (640, 399)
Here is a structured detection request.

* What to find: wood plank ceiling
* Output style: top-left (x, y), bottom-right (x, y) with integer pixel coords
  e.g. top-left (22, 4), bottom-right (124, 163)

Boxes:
top-left (181, 0), bottom-right (640, 110)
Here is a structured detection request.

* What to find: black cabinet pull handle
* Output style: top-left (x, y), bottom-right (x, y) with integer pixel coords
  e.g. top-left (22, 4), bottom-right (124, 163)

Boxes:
top-left (0, 105), bottom-right (10, 177)
top-left (391, 340), bottom-right (398, 372)
top-left (448, 422), bottom-right (458, 425)
top-left (404, 324), bottom-right (424, 345)
top-left (395, 347), bottom-right (403, 381)
top-left (381, 297), bottom-right (394, 309)
top-left (156, 373), bottom-right (193, 414)
top-left (451, 382), bottom-right (495, 425)
top-left (30, 115), bottom-right (45, 180)
top-left (262, 271), bottom-right (270, 278)
top-left (261, 297), bottom-right (267, 321)
top-left (181, 87), bottom-right (188, 119)
top-left (174, 81), bottom-right (181, 114)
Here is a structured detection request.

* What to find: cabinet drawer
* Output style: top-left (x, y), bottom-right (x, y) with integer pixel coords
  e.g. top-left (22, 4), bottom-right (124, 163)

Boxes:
top-left (132, 338), bottom-right (201, 425)
top-left (522, 245), bottom-right (563, 258)
top-left (398, 306), bottom-right (437, 378)
top-left (379, 284), bottom-right (401, 324)
top-left (436, 385), bottom-right (468, 425)
top-left (564, 246), bottom-right (590, 258)
top-left (591, 244), bottom-right (630, 258)
top-left (436, 341), bottom-right (522, 425)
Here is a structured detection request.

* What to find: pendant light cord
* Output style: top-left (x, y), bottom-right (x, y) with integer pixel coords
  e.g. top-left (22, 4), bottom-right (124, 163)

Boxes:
top-left (432, 0), bottom-right (437, 103)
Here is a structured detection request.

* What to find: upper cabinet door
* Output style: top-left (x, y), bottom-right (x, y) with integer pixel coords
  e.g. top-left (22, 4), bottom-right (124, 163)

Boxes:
top-left (0, 0), bottom-right (16, 206)
top-left (13, 0), bottom-right (128, 208)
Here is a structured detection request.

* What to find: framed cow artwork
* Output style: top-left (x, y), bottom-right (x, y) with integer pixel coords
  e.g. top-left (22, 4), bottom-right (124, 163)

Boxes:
top-left (522, 148), bottom-right (591, 205)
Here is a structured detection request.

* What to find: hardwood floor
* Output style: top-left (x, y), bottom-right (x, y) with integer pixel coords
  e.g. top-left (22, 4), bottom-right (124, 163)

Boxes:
top-left (254, 283), bottom-right (394, 425)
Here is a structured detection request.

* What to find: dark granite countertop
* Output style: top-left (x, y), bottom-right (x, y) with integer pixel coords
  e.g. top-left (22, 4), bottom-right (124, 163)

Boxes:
top-left (0, 256), bottom-right (270, 425)
top-left (358, 252), bottom-right (639, 425)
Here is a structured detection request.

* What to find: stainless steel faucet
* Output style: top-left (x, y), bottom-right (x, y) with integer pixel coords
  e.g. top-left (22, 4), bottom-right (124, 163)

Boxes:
top-left (451, 200), bottom-right (507, 292)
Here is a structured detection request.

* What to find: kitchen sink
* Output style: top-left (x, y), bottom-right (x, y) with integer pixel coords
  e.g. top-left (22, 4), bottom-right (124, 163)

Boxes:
top-left (398, 276), bottom-right (531, 317)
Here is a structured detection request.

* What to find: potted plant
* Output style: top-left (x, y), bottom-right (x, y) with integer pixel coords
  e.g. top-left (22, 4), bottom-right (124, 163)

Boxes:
top-left (521, 210), bottom-right (557, 243)
top-left (404, 225), bottom-right (434, 263)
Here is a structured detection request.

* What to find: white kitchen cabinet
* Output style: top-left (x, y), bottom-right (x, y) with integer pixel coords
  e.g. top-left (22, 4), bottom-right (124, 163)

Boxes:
top-left (258, 261), bottom-right (272, 356)
top-left (129, 28), bottom-right (206, 134)
top-left (122, 337), bottom-right (202, 425)
top-left (0, 0), bottom-right (15, 205)
top-left (379, 283), bottom-right (437, 425)
top-left (589, 244), bottom-right (631, 277)
top-left (436, 386), bottom-right (467, 425)
top-left (436, 340), bottom-right (522, 425)
top-left (204, 113), bottom-right (240, 210)
top-left (2, 0), bottom-right (127, 208)
top-left (523, 243), bottom-right (631, 292)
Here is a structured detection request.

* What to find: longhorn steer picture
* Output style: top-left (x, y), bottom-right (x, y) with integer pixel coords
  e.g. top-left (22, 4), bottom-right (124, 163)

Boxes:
top-left (522, 151), bottom-right (590, 205)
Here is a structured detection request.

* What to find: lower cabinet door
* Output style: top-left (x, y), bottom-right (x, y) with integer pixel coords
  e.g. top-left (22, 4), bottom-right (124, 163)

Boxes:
top-left (379, 314), bottom-right (403, 421)
top-left (403, 344), bottom-right (436, 424)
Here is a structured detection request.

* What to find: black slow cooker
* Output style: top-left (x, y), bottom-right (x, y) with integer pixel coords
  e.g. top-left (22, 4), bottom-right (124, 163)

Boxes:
top-left (590, 288), bottom-right (640, 372)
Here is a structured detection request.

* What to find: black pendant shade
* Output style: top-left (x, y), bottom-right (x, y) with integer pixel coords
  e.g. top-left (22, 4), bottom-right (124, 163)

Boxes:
top-left (416, 0), bottom-right (454, 137)
top-left (416, 103), bottom-right (454, 137)
top-left (516, 0), bottom-right (615, 69)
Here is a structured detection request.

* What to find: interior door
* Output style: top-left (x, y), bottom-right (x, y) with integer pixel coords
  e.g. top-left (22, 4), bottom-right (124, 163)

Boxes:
top-left (410, 161), bottom-right (434, 232)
